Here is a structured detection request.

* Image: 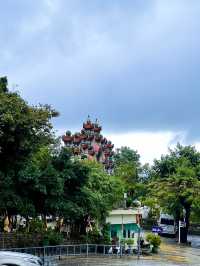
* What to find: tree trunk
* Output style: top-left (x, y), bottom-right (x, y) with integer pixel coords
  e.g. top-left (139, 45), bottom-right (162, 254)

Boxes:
top-left (180, 207), bottom-right (190, 243)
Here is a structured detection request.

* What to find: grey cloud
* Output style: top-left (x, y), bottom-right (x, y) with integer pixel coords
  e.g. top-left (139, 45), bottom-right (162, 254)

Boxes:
top-left (0, 0), bottom-right (200, 140)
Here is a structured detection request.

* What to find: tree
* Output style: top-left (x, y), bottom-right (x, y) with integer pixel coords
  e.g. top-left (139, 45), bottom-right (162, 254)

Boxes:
top-left (149, 144), bottom-right (200, 243)
top-left (18, 146), bottom-right (90, 230)
top-left (0, 77), bottom-right (8, 93)
top-left (81, 160), bottom-right (123, 222)
top-left (0, 77), bottom-right (58, 219)
top-left (18, 146), bottom-right (64, 219)
top-left (115, 146), bottom-right (140, 167)
top-left (114, 147), bottom-right (147, 206)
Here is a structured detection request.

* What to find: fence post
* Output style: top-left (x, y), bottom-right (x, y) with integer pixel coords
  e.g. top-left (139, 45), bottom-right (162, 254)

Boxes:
top-left (137, 227), bottom-right (141, 259)
top-left (59, 245), bottom-right (61, 260)
top-left (2, 233), bottom-right (4, 249)
top-left (95, 244), bottom-right (97, 255)
top-left (86, 244), bottom-right (88, 257)
top-left (43, 246), bottom-right (46, 266)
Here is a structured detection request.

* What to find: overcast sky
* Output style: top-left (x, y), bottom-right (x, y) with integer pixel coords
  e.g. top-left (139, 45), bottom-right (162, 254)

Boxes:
top-left (1, 0), bottom-right (200, 163)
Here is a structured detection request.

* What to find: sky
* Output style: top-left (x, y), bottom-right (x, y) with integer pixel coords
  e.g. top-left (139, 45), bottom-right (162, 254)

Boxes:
top-left (1, 0), bottom-right (200, 164)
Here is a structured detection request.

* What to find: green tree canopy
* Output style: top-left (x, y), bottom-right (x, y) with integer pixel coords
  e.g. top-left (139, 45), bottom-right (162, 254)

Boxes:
top-left (0, 77), bottom-right (58, 217)
top-left (81, 160), bottom-right (123, 223)
top-left (149, 144), bottom-right (200, 243)
top-left (0, 77), bottom-right (8, 93)
top-left (115, 146), bottom-right (140, 167)
top-left (114, 147), bottom-right (147, 207)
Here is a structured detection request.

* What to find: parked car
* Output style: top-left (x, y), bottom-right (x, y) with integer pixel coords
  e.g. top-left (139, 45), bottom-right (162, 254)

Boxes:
top-left (0, 251), bottom-right (43, 266)
top-left (158, 213), bottom-right (177, 236)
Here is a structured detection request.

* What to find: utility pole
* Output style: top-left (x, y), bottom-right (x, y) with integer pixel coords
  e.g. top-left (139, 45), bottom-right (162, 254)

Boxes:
top-left (121, 214), bottom-right (124, 240)
top-left (124, 192), bottom-right (127, 208)
top-left (137, 206), bottom-right (141, 259)
top-left (137, 226), bottom-right (141, 259)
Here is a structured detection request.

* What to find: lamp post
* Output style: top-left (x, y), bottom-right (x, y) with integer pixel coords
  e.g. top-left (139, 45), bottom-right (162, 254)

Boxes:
top-left (124, 192), bottom-right (127, 208)
top-left (178, 208), bottom-right (186, 244)
top-left (137, 206), bottom-right (141, 259)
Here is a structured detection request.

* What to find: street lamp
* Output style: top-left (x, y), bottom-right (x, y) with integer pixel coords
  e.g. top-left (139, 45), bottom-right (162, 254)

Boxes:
top-left (124, 192), bottom-right (127, 208)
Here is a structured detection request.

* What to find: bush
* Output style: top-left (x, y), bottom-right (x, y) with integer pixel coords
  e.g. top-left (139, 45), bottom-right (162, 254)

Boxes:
top-left (41, 229), bottom-right (63, 246)
top-left (101, 223), bottom-right (111, 244)
top-left (120, 238), bottom-right (134, 245)
top-left (125, 238), bottom-right (134, 245)
top-left (146, 233), bottom-right (161, 252)
top-left (81, 224), bottom-right (111, 244)
top-left (29, 219), bottom-right (45, 233)
top-left (84, 228), bottom-right (100, 243)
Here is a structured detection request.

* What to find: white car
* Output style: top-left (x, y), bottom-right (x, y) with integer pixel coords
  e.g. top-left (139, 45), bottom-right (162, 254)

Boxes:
top-left (158, 213), bottom-right (177, 236)
top-left (0, 251), bottom-right (43, 266)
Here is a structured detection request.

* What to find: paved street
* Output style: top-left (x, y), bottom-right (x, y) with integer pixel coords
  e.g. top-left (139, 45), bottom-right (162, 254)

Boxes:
top-left (57, 235), bottom-right (200, 266)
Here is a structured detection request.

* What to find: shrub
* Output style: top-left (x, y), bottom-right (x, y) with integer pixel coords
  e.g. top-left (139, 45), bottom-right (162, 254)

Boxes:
top-left (81, 224), bottom-right (111, 244)
top-left (101, 223), bottom-right (111, 244)
top-left (125, 239), bottom-right (134, 245)
top-left (146, 233), bottom-right (161, 252)
top-left (41, 229), bottom-right (63, 246)
top-left (29, 219), bottom-right (45, 233)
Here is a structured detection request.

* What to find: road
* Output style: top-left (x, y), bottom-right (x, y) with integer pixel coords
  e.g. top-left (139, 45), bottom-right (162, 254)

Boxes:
top-left (57, 235), bottom-right (200, 266)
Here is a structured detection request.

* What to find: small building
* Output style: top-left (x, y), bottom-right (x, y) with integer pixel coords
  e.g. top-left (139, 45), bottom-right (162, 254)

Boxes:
top-left (106, 208), bottom-right (142, 244)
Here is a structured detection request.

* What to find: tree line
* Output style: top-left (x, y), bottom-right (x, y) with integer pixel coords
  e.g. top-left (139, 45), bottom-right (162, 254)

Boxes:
top-left (0, 77), bottom-right (123, 239)
top-left (0, 77), bottom-right (200, 243)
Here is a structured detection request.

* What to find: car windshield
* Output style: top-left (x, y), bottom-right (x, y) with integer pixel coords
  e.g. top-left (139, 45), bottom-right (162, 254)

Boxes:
top-left (161, 218), bottom-right (174, 225)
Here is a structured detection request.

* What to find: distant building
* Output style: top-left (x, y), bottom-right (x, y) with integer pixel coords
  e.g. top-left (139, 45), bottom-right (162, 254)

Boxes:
top-left (106, 208), bottom-right (142, 243)
top-left (62, 116), bottom-right (114, 173)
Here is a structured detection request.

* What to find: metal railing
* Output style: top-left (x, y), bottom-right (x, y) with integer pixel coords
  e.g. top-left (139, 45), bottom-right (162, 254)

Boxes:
top-left (1, 243), bottom-right (149, 265)
top-left (2, 243), bottom-right (141, 257)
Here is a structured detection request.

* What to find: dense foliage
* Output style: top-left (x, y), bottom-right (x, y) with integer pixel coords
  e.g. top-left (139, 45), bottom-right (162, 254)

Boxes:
top-left (0, 77), bottom-right (123, 239)
top-left (146, 233), bottom-right (161, 252)
top-left (114, 146), bottom-right (148, 207)
top-left (0, 77), bottom-right (58, 218)
top-left (148, 144), bottom-right (200, 243)
top-left (1, 77), bottom-right (200, 245)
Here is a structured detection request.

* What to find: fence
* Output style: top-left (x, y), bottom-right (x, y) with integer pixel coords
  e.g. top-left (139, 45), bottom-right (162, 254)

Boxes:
top-left (2, 243), bottom-right (143, 263)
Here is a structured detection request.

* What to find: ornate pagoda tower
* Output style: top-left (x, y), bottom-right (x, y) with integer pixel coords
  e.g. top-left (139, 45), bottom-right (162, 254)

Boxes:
top-left (62, 116), bottom-right (114, 173)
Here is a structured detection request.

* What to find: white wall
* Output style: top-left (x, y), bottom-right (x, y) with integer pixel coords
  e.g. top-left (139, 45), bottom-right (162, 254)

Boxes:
top-left (106, 214), bottom-right (136, 224)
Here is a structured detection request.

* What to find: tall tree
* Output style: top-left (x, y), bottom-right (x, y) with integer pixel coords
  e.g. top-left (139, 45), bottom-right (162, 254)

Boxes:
top-left (0, 77), bottom-right (8, 93)
top-left (149, 144), bottom-right (200, 243)
top-left (0, 77), bottom-right (58, 218)
top-left (115, 146), bottom-right (140, 167)
top-left (114, 146), bottom-right (147, 206)
top-left (81, 160), bottom-right (123, 224)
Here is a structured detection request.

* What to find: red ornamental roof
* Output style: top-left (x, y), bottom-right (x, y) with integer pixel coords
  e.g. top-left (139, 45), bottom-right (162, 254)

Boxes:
top-left (106, 143), bottom-right (114, 149)
top-left (62, 135), bottom-right (72, 142)
top-left (88, 149), bottom-right (95, 156)
top-left (62, 117), bottom-right (114, 171)
top-left (74, 136), bottom-right (81, 143)
top-left (81, 143), bottom-right (88, 149)
top-left (83, 122), bottom-right (94, 130)
top-left (93, 126), bottom-right (102, 133)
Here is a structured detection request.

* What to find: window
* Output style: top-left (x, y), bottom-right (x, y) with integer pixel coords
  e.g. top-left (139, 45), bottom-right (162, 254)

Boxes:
top-left (128, 229), bottom-right (130, 238)
top-left (131, 232), bottom-right (134, 238)
top-left (123, 229), bottom-right (126, 238)
top-left (161, 218), bottom-right (174, 225)
top-left (111, 230), bottom-right (117, 238)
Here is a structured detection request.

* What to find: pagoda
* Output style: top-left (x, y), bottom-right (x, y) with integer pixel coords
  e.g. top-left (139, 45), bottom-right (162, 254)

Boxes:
top-left (62, 116), bottom-right (114, 173)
